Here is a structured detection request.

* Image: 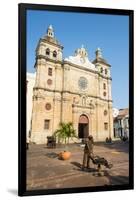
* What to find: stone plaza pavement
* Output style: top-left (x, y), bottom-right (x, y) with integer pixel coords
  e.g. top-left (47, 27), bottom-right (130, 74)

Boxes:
top-left (27, 141), bottom-right (129, 191)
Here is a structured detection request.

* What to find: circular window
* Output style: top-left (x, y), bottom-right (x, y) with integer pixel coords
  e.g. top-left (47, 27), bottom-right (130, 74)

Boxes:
top-left (104, 110), bottom-right (108, 116)
top-left (45, 103), bottom-right (51, 110)
top-left (78, 77), bottom-right (88, 90)
top-left (47, 79), bottom-right (52, 85)
top-left (103, 92), bottom-right (106, 96)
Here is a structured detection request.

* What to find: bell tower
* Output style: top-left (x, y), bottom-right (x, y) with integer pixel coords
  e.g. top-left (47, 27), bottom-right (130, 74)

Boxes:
top-left (93, 47), bottom-right (111, 79)
top-left (34, 25), bottom-right (63, 89)
top-left (31, 25), bottom-right (64, 144)
top-left (92, 47), bottom-right (113, 140)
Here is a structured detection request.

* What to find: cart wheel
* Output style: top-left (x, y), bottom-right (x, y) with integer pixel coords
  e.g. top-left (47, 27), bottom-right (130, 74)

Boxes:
top-left (97, 164), bottom-right (104, 176)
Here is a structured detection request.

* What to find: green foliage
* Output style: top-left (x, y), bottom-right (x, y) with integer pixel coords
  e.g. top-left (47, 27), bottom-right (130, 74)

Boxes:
top-left (54, 122), bottom-right (77, 144)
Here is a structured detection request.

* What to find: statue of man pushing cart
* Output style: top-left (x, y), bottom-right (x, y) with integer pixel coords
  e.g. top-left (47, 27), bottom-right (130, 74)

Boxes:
top-left (82, 135), bottom-right (113, 172)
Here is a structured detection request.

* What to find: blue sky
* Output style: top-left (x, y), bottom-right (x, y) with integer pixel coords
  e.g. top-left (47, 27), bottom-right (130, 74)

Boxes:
top-left (27, 10), bottom-right (129, 109)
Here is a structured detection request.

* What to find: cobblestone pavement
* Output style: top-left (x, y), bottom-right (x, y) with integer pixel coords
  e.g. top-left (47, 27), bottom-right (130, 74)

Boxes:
top-left (27, 141), bottom-right (129, 191)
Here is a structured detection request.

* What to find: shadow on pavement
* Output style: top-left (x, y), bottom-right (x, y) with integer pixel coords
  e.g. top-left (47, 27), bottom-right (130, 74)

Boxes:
top-left (71, 161), bottom-right (82, 169)
top-left (45, 152), bottom-right (59, 158)
top-left (108, 174), bottom-right (129, 185)
top-left (70, 161), bottom-right (97, 173)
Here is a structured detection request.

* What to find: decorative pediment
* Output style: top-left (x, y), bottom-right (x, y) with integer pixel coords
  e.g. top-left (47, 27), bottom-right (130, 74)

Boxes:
top-left (65, 45), bottom-right (96, 70)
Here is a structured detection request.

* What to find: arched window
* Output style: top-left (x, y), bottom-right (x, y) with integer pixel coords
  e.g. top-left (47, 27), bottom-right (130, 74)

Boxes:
top-left (105, 69), bottom-right (108, 75)
top-left (103, 83), bottom-right (106, 89)
top-left (100, 67), bottom-right (103, 73)
top-left (46, 48), bottom-right (50, 56)
top-left (53, 50), bottom-right (57, 58)
top-left (48, 68), bottom-right (52, 76)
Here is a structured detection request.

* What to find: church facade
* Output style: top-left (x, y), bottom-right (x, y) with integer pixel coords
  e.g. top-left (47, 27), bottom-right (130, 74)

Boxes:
top-left (30, 25), bottom-right (113, 144)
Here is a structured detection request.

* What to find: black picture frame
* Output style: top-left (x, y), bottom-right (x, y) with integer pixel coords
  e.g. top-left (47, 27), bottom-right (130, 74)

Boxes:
top-left (18, 3), bottom-right (134, 196)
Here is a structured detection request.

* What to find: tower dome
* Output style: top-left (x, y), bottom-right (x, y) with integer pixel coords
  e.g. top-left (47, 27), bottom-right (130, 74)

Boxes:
top-left (95, 47), bottom-right (103, 58)
top-left (47, 24), bottom-right (54, 38)
top-left (48, 24), bottom-right (53, 30)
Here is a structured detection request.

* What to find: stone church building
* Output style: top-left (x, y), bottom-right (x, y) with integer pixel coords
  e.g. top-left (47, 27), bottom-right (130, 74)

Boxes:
top-left (30, 25), bottom-right (113, 144)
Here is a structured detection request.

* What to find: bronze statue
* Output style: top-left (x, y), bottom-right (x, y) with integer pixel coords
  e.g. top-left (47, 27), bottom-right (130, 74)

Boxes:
top-left (82, 135), bottom-right (94, 170)
top-left (82, 135), bottom-right (113, 172)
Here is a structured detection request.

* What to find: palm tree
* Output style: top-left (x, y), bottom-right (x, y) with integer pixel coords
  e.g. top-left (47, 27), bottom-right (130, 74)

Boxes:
top-left (54, 122), bottom-right (77, 144)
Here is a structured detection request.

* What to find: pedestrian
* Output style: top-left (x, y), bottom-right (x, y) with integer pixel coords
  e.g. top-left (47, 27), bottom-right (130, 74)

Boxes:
top-left (82, 135), bottom-right (94, 170)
